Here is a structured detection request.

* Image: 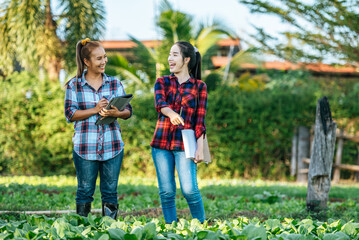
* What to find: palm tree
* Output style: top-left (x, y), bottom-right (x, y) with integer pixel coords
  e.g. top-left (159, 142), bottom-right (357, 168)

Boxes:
top-left (105, 54), bottom-right (147, 92)
top-left (0, 0), bottom-right (105, 80)
top-left (130, 0), bottom-right (237, 84)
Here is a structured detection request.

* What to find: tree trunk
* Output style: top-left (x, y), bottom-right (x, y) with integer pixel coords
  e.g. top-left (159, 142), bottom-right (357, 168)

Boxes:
top-left (297, 126), bottom-right (310, 183)
top-left (306, 97), bottom-right (337, 213)
top-left (44, 0), bottom-right (62, 81)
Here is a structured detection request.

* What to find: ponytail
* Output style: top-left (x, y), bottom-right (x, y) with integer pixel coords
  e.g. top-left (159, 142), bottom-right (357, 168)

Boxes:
top-left (192, 51), bottom-right (201, 80)
top-left (175, 41), bottom-right (202, 80)
top-left (65, 38), bottom-right (103, 87)
top-left (75, 40), bottom-right (86, 78)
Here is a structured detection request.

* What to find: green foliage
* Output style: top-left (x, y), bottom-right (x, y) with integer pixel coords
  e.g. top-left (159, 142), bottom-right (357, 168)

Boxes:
top-left (1, 176), bottom-right (359, 221)
top-left (0, 0), bottom-right (105, 77)
top-left (130, 0), bottom-right (237, 84)
top-left (0, 71), bottom-right (74, 175)
top-left (239, 0), bottom-right (359, 64)
top-left (0, 71), bottom-right (358, 179)
top-left (204, 72), bottom-right (222, 92)
top-left (1, 176), bottom-right (359, 239)
top-left (119, 93), bottom-right (158, 177)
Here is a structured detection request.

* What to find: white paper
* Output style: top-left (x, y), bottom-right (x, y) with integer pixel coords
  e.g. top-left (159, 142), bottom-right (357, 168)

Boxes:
top-left (181, 129), bottom-right (197, 160)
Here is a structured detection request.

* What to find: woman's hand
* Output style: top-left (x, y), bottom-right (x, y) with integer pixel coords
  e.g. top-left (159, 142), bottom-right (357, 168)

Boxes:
top-left (168, 111), bottom-right (185, 126)
top-left (95, 98), bottom-right (109, 113)
top-left (194, 135), bottom-right (204, 163)
top-left (160, 107), bottom-right (184, 126)
top-left (99, 105), bottom-right (120, 118)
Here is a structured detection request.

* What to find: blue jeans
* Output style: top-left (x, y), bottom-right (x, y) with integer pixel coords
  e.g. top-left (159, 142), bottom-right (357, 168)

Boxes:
top-left (73, 150), bottom-right (123, 204)
top-left (151, 147), bottom-right (205, 223)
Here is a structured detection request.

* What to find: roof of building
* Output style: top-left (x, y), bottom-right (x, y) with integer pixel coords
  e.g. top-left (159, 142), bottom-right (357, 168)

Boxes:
top-left (101, 39), bottom-right (240, 49)
top-left (211, 56), bottom-right (358, 74)
top-left (101, 40), bottom-right (161, 49)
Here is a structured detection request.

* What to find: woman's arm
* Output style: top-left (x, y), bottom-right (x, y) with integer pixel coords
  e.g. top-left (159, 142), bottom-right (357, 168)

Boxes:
top-left (154, 77), bottom-right (184, 126)
top-left (99, 106), bottom-right (131, 119)
top-left (161, 107), bottom-right (184, 126)
top-left (194, 82), bottom-right (208, 139)
top-left (70, 98), bottom-right (108, 122)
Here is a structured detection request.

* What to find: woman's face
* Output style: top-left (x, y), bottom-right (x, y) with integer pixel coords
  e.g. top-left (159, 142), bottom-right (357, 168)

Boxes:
top-left (85, 47), bottom-right (108, 74)
top-left (168, 44), bottom-right (189, 74)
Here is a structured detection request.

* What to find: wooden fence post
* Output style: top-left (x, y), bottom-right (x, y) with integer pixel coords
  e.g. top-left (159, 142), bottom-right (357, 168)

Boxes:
top-left (332, 129), bottom-right (344, 184)
top-left (307, 97), bottom-right (337, 213)
top-left (291, 128), bottom-right (298, 177)
top-left (297, 126), bottom-right (310, 183)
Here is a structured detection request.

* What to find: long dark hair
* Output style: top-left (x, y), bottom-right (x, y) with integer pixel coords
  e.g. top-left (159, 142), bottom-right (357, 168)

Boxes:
top-left (175, 41), bottom-right (202, 80)
top-left (65, 39), bottom-right (103, 87)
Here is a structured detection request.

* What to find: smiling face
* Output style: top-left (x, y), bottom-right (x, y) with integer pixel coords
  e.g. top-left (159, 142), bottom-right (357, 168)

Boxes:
top-left (168, 44), bottom-right (190, 75)
top-left (84, 46), bottom-right (108, 74)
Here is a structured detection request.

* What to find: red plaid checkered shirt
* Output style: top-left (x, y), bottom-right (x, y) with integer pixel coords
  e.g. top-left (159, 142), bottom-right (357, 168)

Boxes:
top-left (150, 74), bottom-right (207, 151)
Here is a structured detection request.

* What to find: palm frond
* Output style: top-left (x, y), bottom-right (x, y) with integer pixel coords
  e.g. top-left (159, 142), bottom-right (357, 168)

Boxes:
top-left (129, 35), bottom-right (158, 81)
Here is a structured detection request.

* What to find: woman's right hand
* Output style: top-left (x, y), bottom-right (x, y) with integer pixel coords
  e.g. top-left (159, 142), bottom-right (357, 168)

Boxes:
top-left (95, 98), bottom-right (109, 113)
top-left (168, 111), bottom-right (184, 126)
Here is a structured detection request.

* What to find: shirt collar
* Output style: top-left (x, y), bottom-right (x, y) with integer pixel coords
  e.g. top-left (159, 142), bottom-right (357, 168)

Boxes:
top-left (170, 73), bottom-right (196, 84)
top-left (79, 70), bottom-right (109, 86)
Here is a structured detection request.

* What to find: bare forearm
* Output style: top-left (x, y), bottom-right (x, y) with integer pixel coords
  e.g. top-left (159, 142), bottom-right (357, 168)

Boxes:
top-left (116, 109), bottom-right (131, 119)
top-left (161, 107), bottom-right (176, 118)
top-left (70, 108), bottom-right (99, 122)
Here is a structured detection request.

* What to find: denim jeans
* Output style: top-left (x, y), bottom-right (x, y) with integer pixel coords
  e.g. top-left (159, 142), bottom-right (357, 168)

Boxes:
top-left (151, 147), bottom-right (205, 223)
top-left (73, 150), bottom-right (123, 204)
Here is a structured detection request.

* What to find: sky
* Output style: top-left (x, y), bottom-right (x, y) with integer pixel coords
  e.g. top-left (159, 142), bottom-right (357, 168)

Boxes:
top-left (102, 0), bottom-right (291, 45)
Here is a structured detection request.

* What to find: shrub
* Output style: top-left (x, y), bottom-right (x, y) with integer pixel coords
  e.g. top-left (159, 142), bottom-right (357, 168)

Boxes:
top-left (0, 71), bottom-right (358, 179)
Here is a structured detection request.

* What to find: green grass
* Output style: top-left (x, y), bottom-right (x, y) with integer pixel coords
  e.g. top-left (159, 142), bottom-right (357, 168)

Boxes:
top-left (1, 176), bottom-right (359, 221)
top-left (1, 176), bottom-right (359, 239)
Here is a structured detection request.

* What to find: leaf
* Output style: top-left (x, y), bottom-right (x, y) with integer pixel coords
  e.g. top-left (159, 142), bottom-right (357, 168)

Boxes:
top-left (98, 234), bottom-right (110, 240)
top-left (341, 223), bottom-right (356, 236)
top-left (165, 233), bottom-right (185, 240)
top-left (265, 219), bottom-right (282, 232)
top-left (53, 218), bottom-right (71, 238)
top-left (197, 231), bottom-right (209, 239)
top-left (143, 222), bottom-right (157, 239)
top-left (130, 226), bottom-right (143, 240)
top-left (276, 233), bottom-right (315, 240)
top-left (298, 224), bottom-right (315, 235)
top-left (81, 227), bottom-right (92, 237)
top-left (124, 233), bottom-right (139, 240)
top-left (100, 216), bottom-right (116, 228)
top-left (242, 224), bottom-right (267, 240)
top-left (88, 214), bottom-right (97, 228)
top-left (323, 232), bottom-right (350, 240)
top-left (108, 228), bottom-right (126, 240)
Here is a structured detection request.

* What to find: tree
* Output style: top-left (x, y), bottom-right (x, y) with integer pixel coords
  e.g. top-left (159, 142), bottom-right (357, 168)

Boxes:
top-left (239, 0), bottom-right (359, 66)
top-left (130, 0), bottom-right (237, 84)
top-left (0, 0), bottom-right (105, 80)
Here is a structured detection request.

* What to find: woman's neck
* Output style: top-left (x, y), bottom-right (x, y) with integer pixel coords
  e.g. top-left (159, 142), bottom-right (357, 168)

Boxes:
top-left (85, 70), bottom-right (102, 83)
top-left (174, 71), bottom-right (190, 84)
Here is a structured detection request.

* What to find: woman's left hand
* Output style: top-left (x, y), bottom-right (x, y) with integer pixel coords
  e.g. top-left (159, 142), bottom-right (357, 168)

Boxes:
top-left (99, 105), bottom-right (121, 118)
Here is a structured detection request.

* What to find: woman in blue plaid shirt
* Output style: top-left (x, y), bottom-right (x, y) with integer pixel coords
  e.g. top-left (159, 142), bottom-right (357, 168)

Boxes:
top-left (64, 38), bottom-right (132, 219)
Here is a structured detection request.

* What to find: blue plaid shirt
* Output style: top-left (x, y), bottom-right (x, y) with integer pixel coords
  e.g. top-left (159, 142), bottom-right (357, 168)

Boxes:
top-left (64, 71), bottom-right (132, 161)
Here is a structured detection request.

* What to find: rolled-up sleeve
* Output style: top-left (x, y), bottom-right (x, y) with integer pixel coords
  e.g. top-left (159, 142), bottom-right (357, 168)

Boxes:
top-left (154, 77), bottom-right (171, 113)
top-left (64, 82), bottom-right (78, 123)
top-left (194, 82), bottom-right (207, 139)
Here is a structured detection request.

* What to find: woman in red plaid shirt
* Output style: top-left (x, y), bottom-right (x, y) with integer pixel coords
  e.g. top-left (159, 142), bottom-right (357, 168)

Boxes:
top-left (150, 41), bottom-right (207, 223)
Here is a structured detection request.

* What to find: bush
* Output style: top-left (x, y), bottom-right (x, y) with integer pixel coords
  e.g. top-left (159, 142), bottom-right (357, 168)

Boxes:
top-left (0, 71), bottom-right (358, 179)
top-left (0, 72), bottom-right (74, 175)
